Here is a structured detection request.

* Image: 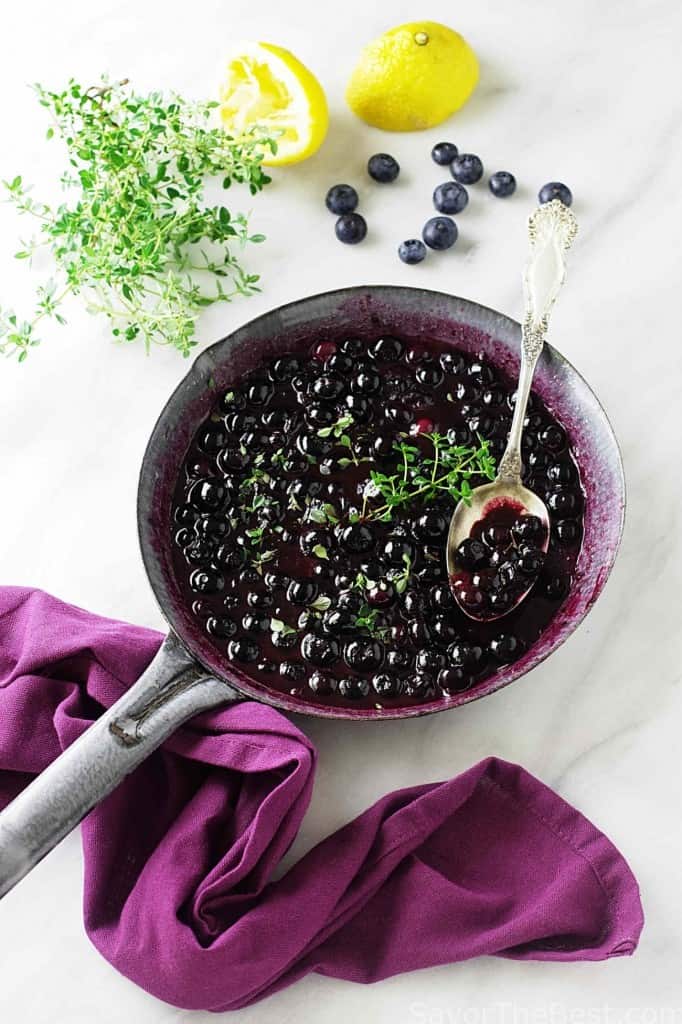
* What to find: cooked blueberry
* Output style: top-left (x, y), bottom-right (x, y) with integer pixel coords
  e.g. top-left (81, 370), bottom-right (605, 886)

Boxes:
top-left (398, 239), bottom-right (427, 265)
top-left (312, 373), bottom-right (345, 400)
top-left (341, 523), bottom-right (375, 553)
top-left (301, 633), bottom-right (340, 667)
top-left (247, 590), bottom-right (273, 609)
top-left (271, 628), bottom-right (299, 650)
top-left (245, 378), bottom-right (273, 406)
top-left (451, 153), bottom-right (483, 184)
top-left (188, 478), bottom-right (228, 512)
top-left (455, 538), bottom-right (488, 570)
top-left (325, 183), bottom-right (359, 215)
top-left (547, 461), bottom-right (577, 485)
top-left (448, 641), bottom-right (486, 670)
top-left (413, 510), bottom-right (448, 542)
top-left (335, 213), bottom-right (367, 244)
top-left (438, 667), bottom-right (473, 693)
top-left (352, 368), bottom-right (381, 395)
top-left (488, 589), bottom-right (513, 613)
top-left (372, 673), bottom-right (403, 698)
top-left (554, 519), bottom-right (582, 546)
top-left (258, 659), bottom-right (276, 673)
top-left (431, 141), bottom-right (458, 165)
top-left (433, 181), bottom-right (469, 216)
top-left (517, 547), bottom-right (545, 576)
top-left (430, 583), bottom-right (455, 610)
top-left (227, 638), bottom-right (259, 663)
top-left (368, 336), bottom-right (404, 363)
top-left (220, 389), bottom-right (245, 412)
top-left (415, 363), bottom-right (444, 388)
top-left (386, 647), bottom-right (412, 671)
top-left (368, 153), bottom-right (400, 183)
top-left (540, 424), bottom-right (566, 452)
top-left (422, 216), bottom-right (458, 251)
top-left (384, 405), bottom-right (411, 426)
top-left (269, 356), bottom-right (301, 381)
top-left (215, 543), bottom-right (246, 569)
top-left (511, 515), bottom-right (545, 545)
top-left (305, 404), bottom-right (336, 429)
top-left (205, 615), bottom-right (237, 638)
top-left (489, 634), bottom-right (523, 662)
top-left (239, 567), bottom-right (261, 586)
top-left (308, 670), bottom-right (335, 695)
top-left (367, 582), bottom-right (395, 607)
top-left (338, 676), bottom-right (370, 700)
top-left (198, 423), bottom-right (227, 454)
top-left (481, 524), bottom-right (512, 550)
top-left (321, 609), bottom-right (356, 635)
top-left (431, 616), bottom-right (458, 645)
top-left (538, 182), bottom-right (573, 207)
top-left (241, 612), bottom-right (271, 634)
top-left (488, 171), bottom-right (516, 198)
top-left (454, 584), bottom-right (486, 613)
top-left (286, 580), bottom-right (319, 605)
top-left (383, 536), bottom-right (416, 565)
top-left (403, 672), bottom-right (434, 697)
top-left (280, 660), bottom-right (306, 682)
top-left (339, 337), bottom-right (364, 357)
top-left (300, 528), bottom-right (333, 557)
top-left (344, 393), bottom-right (373, 422)
top-left (547, 489), bottom-right (580, 516)
top-left (408, 618), bottom-right (433, 644)
top-left (189, 568), bottom-right (224, 594)
top-left (467, 360), bottom-right (495, 385)
top-left (416, 648), bottom-right (446, 674)
top-left (337, 590), bottom-right (363, 613)
top-left (344, 639), bottom-right (384, 672)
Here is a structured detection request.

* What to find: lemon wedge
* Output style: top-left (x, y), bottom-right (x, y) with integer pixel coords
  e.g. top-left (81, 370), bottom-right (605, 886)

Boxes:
top-left (218, 42), bottom-right (328, 166)
top-left (346, 21), bottom-right (479, 132)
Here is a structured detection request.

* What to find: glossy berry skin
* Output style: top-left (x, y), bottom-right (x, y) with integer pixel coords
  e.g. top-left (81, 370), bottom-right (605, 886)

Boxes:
top-left (422, 216), bottom-right (458, 251)
top-left (451, 153), bottom-right (483, 185)
top-left (433, 181), bottom-right (468, 215)
top-left (431, 141), bottom-right (458, 165)
top-left (398, 239), bottom-right (427, 265)
top-left (488, 171), bottom-right (516, 198)
top-left (455, 538), bottom-right (488, 570)
top-left (538, 181), bottom-right (573, 207)
top-left (490, 634), bottom-right (523, 663)
top-left (338, 676), bottom-right (370, 700)
top-left (367, 153), bottom-right (400, 183)
top-left (325, 183), bottom-right (359, 215)
top-left (335, 213), bottom-right (367, 244)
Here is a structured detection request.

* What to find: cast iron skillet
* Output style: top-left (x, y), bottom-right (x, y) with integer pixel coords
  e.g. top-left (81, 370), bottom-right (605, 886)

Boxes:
top-left (0, 286), bottom-right (625, 898)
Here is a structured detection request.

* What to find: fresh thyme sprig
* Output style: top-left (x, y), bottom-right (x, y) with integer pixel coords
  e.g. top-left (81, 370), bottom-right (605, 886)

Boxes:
top-left (362, 433), bottom-right (496, 522)
top-left (0, 77), bottom-right (275, 361)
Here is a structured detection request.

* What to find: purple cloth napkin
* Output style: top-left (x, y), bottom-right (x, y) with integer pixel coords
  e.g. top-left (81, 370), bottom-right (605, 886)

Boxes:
top-left (0, 587), bottom-right (643, 1011)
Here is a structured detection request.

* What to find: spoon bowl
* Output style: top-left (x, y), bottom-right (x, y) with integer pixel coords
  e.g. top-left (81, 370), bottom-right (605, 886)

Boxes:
top-left (446, 481), bottom-right (550, 621)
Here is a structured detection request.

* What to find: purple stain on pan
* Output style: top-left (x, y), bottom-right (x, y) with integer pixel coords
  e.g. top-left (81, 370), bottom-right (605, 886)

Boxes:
top-left (137, 286), bottom-right (625, 721)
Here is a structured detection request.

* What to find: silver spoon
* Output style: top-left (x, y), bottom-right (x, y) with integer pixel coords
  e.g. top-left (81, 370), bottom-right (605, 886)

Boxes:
top-left (446, 199), bottom-right (578, 620)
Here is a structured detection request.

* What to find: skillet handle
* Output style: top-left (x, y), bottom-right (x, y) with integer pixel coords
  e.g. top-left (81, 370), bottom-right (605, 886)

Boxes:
top-left (0, 632), bottom-right (238, 899)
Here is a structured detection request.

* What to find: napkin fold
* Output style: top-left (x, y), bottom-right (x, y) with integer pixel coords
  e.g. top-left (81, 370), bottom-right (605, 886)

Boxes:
top-left (0, 587), bottom-right (643, 1011)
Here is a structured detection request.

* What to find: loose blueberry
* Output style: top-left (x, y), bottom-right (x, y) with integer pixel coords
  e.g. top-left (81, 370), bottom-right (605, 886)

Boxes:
top-left (451, 153), bottom-right (483, 185)
top-left (325, 183), bottom-right (359, 215)
top-left (489, 634), bottom-right (523, 663)
top-left (438, 667), bottom-right (473, 693)
top-left (301, 633), bottom-right (340, 667)
top-left (344, 638), bottom-right (384, 672)
top-left (309, 670), bottom-right (336, 695)
top-left (335, 213), bottom-right (367, 244)
top-left (517, 547), bottom-right (545, 576)
top-left (286, 579), bottom-right (319, 605)
top-left (341, 523), bottom-right (375, 553)
top-left (431, 141), bottom-right (458, 166)
top-left (205, 615), bottom-right (237, 638)
top-left (538, 182), bottom-right (573, 207)
top-left (488, 171), bottom-right (516, 198)
top-left (403, 672), bottom-right (434, 697)
top-left (189, 568), bottom-right (224, 594)
top-left (227, 638), bottom-right (259, 663)
top-left (280, 660), bottom-right (306, 682)
top-left (422, 216), bottom-right (458, 251)
top-left (433, 181), bottom-right (469, 214)
top-left (369, 336), bottom-right (404, 361)
top-left (372, 673), bottom-right (403, 698)
top-left (368, 153), bottom-right (400, 183)
top-left (398, 239), bottom-right (427, 265)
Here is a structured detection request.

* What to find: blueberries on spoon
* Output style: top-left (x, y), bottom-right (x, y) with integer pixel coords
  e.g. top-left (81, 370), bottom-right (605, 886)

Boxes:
top-left (451, 153), bottom-right (483, 185)
top-left (398, 239), bottom-right (427, 265)
top-left (433, 181), bottom-right (468, 215)
top-left (488, 171), bottom-right (517, 198)
top-left (335, 213), bottom-right (367, 244)
top-left (325, 183), bottom-right (359, 215)
top-left (368, 153), bottom-right (400, 183)
top-left (538, 181), bottom-right (573, 207)
top-left (431, 141), bottom-right (458, 166)
top-left (422, 216), bottom-right (458, 250)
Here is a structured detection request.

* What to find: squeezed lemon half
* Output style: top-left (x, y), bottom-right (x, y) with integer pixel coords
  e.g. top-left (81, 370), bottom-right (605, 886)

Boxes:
top-left (218, 42), bottom-right (329, 166)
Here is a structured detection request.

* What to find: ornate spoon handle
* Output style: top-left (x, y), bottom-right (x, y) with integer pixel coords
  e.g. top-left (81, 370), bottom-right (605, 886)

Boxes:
top-left (496, 199), bottom-right (578, 484)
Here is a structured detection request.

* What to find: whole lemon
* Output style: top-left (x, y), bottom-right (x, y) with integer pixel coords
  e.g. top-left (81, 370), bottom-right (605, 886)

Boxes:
top-left (346, 21), bottom-right (479, 131)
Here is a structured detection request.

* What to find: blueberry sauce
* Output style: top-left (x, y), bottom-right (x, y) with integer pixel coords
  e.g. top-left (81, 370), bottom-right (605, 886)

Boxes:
top-left (170, 335), bottom-right (584, 710)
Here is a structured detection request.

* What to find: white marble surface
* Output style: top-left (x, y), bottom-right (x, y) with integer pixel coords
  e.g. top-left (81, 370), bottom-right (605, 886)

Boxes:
top-left (1, 0), bottom-right (681, 1020)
